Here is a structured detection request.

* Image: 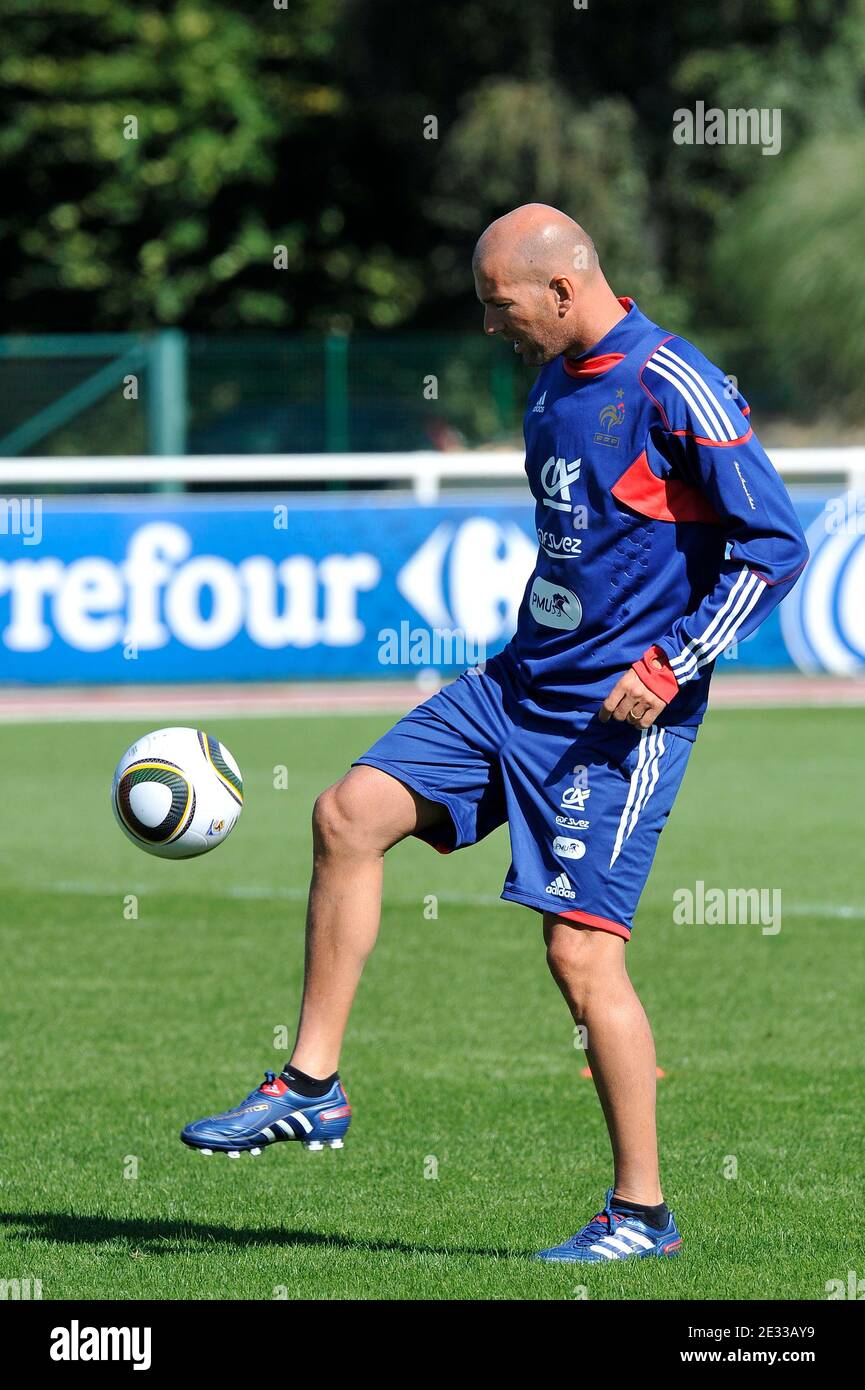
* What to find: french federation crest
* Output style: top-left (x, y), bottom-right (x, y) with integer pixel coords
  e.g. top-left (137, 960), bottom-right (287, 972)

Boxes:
top-left (594, 389), bottom-right (625, 447)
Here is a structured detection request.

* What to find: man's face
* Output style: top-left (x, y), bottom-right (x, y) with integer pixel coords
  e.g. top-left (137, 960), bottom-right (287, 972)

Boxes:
top-left (473, 257), bottom-right (564, 366)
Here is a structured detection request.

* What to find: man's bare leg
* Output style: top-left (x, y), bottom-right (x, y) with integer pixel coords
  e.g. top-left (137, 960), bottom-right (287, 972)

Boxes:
top-left (289, 764), bottom-right (448, 1078)
top-left (544, 915), bottom-right (663, 1206)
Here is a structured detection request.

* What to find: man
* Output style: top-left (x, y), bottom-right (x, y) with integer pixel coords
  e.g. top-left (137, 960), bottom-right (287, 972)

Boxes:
top-left (182, 204), bottom-right (808, 1263)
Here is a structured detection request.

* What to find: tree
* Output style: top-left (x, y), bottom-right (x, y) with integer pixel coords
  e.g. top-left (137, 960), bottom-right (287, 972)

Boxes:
top-left (0, 0), bottom-right (342, 329)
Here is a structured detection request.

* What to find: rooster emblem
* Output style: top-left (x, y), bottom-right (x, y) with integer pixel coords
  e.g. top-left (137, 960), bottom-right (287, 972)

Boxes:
top-left (598, 401), bottom-right (625, 431)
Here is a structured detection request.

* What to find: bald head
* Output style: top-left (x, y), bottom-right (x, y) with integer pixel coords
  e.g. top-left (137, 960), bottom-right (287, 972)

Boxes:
top-left (473, 204), bottom-right (598, 285)
top-left (473, 203), bottom-right (621, 366)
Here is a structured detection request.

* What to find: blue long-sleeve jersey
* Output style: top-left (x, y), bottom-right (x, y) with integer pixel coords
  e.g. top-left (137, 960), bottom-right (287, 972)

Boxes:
top-left (504, 297), bottom-right (809, 732)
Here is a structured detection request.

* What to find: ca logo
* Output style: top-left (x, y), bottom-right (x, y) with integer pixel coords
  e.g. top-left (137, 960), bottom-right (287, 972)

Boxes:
top-left (541, 456), bottom-right (582, 511)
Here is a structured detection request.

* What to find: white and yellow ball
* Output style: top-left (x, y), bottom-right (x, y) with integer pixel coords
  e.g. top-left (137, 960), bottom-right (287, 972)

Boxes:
top-left (112, 726), bottom-right (243, 859)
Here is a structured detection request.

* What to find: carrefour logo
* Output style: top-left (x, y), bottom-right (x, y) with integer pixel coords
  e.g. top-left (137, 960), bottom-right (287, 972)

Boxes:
top-left (395, 518), bottom-right (535, 643)
top-left (0, 521), bottom-right (382, 653)
top-left (0, 515), bottom-right (537, 658)
top-left (780, 509), bottom-right (865, 673)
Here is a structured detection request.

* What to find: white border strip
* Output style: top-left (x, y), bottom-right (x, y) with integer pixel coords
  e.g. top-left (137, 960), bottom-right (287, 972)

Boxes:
top-left (1, 447), bottom-right (863, 497)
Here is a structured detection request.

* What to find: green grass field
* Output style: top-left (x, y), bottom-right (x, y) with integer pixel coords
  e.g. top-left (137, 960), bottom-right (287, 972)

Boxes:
top-left (0, 706), bottom-right (861, 1301)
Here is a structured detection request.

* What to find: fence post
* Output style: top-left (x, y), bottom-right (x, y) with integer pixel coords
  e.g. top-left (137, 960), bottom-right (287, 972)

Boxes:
top-left (325, 331), bottom-right (349, 454)
top-left (147, 329), bottom-right (188, 459)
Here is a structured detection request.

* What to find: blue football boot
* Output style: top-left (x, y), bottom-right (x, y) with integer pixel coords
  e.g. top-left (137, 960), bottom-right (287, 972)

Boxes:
top-left (181, 1069), bottom-right (351, 1158)
top-left (536, 1187), bottom-right (682, 1262)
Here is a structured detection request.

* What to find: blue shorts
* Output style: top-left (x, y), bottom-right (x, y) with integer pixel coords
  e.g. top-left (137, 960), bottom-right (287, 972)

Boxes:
top-left (352, 651), bottom-right (694, 941)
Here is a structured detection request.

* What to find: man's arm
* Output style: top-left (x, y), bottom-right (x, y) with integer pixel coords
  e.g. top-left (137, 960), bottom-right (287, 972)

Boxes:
top-left (601, 352), bottom-right (809, 727)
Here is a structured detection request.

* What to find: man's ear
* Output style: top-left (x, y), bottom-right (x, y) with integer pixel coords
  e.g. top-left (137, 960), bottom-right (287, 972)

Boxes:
top-left (551, 275), bottom-right (575, 317)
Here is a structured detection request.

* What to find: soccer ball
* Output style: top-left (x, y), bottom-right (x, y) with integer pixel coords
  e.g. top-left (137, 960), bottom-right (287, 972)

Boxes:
top-left (112, 726), bottom-right (243, 859)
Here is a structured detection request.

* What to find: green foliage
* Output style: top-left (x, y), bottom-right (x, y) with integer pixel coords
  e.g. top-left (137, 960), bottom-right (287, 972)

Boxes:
top-left (664, 0), bottom-right (865, 413)
top-left (713, 133), bottom-right (865, 418)
top-left (0, 0), bottom-right (341, 329)
top-left (0, 0), bottom-right (864, 419)
top-left (428, 83), bottom-right (653, 286)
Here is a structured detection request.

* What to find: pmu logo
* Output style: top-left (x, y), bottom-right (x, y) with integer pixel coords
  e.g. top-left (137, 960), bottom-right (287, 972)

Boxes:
top-left (780, 507), bottom-right (865, 673)
top-left (530, 577), bottom-right (582, 631)
top-left (552, 836), bottom-right (586, 860)
top-left (396, 518), bottom-right (535, 646)
top-left (541, 456), bottom-right (582, 511)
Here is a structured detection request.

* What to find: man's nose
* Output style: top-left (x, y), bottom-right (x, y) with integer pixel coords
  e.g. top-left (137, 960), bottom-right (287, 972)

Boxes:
top-left (483, 307), bottom-right (501, 335)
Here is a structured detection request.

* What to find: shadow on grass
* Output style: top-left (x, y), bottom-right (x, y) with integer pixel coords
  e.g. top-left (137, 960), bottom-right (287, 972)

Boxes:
top-left (0, 1210), bottom-right (528, 1261)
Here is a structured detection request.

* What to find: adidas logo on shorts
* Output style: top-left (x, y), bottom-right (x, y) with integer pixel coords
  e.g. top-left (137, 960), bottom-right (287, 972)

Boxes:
top-left (545, 872), bottom-right (576, 900)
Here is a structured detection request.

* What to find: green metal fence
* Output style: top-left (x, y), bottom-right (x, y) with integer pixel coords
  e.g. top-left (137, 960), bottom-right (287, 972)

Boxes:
top-left (0, 331), bottom-right (526, 459)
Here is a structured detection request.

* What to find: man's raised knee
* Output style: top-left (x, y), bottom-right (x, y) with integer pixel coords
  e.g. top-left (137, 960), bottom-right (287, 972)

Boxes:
top-left (311, 780), bottom-right (358, 854)
top-left (311, 767), bottom-right (408, 858)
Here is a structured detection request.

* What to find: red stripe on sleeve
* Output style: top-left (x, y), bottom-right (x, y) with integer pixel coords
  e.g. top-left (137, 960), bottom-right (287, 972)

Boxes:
top-left (612, 450), bottom-right (722, 524)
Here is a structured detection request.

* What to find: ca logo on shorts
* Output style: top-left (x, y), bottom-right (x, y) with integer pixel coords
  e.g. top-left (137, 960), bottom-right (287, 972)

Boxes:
top-left (561, 785), bottom-right (590, 810)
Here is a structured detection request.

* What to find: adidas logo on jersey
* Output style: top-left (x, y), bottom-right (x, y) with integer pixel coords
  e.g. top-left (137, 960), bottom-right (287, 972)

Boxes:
top-left (545, 872), bottom-right (576, 900)
top-left (532, 391), bottom-right (547, 413)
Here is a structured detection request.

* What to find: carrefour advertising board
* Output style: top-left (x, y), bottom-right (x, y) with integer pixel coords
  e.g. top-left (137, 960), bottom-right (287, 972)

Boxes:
top-left (0, 489), bottom-right (860, 683)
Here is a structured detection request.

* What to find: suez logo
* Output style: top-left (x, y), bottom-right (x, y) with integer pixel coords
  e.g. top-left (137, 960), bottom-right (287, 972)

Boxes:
top-left (50, 1321), bottom-right (151, 1370)
top-left (537, 527), bottom-right (583, 559)
top-left (535, 455), bottom-right (587, 561)
top-left (550, 777), bottom-right (591, 866)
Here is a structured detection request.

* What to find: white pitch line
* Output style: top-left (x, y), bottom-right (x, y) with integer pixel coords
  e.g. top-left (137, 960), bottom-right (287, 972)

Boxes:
top-left (32, 881), bottom-right (865, 919)
top-left (45, 879), bottom-right (504, 909)
top-left (0, 704), bottom-right (417, 725)
top-left (787, 903), bottom-right (865, 920)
